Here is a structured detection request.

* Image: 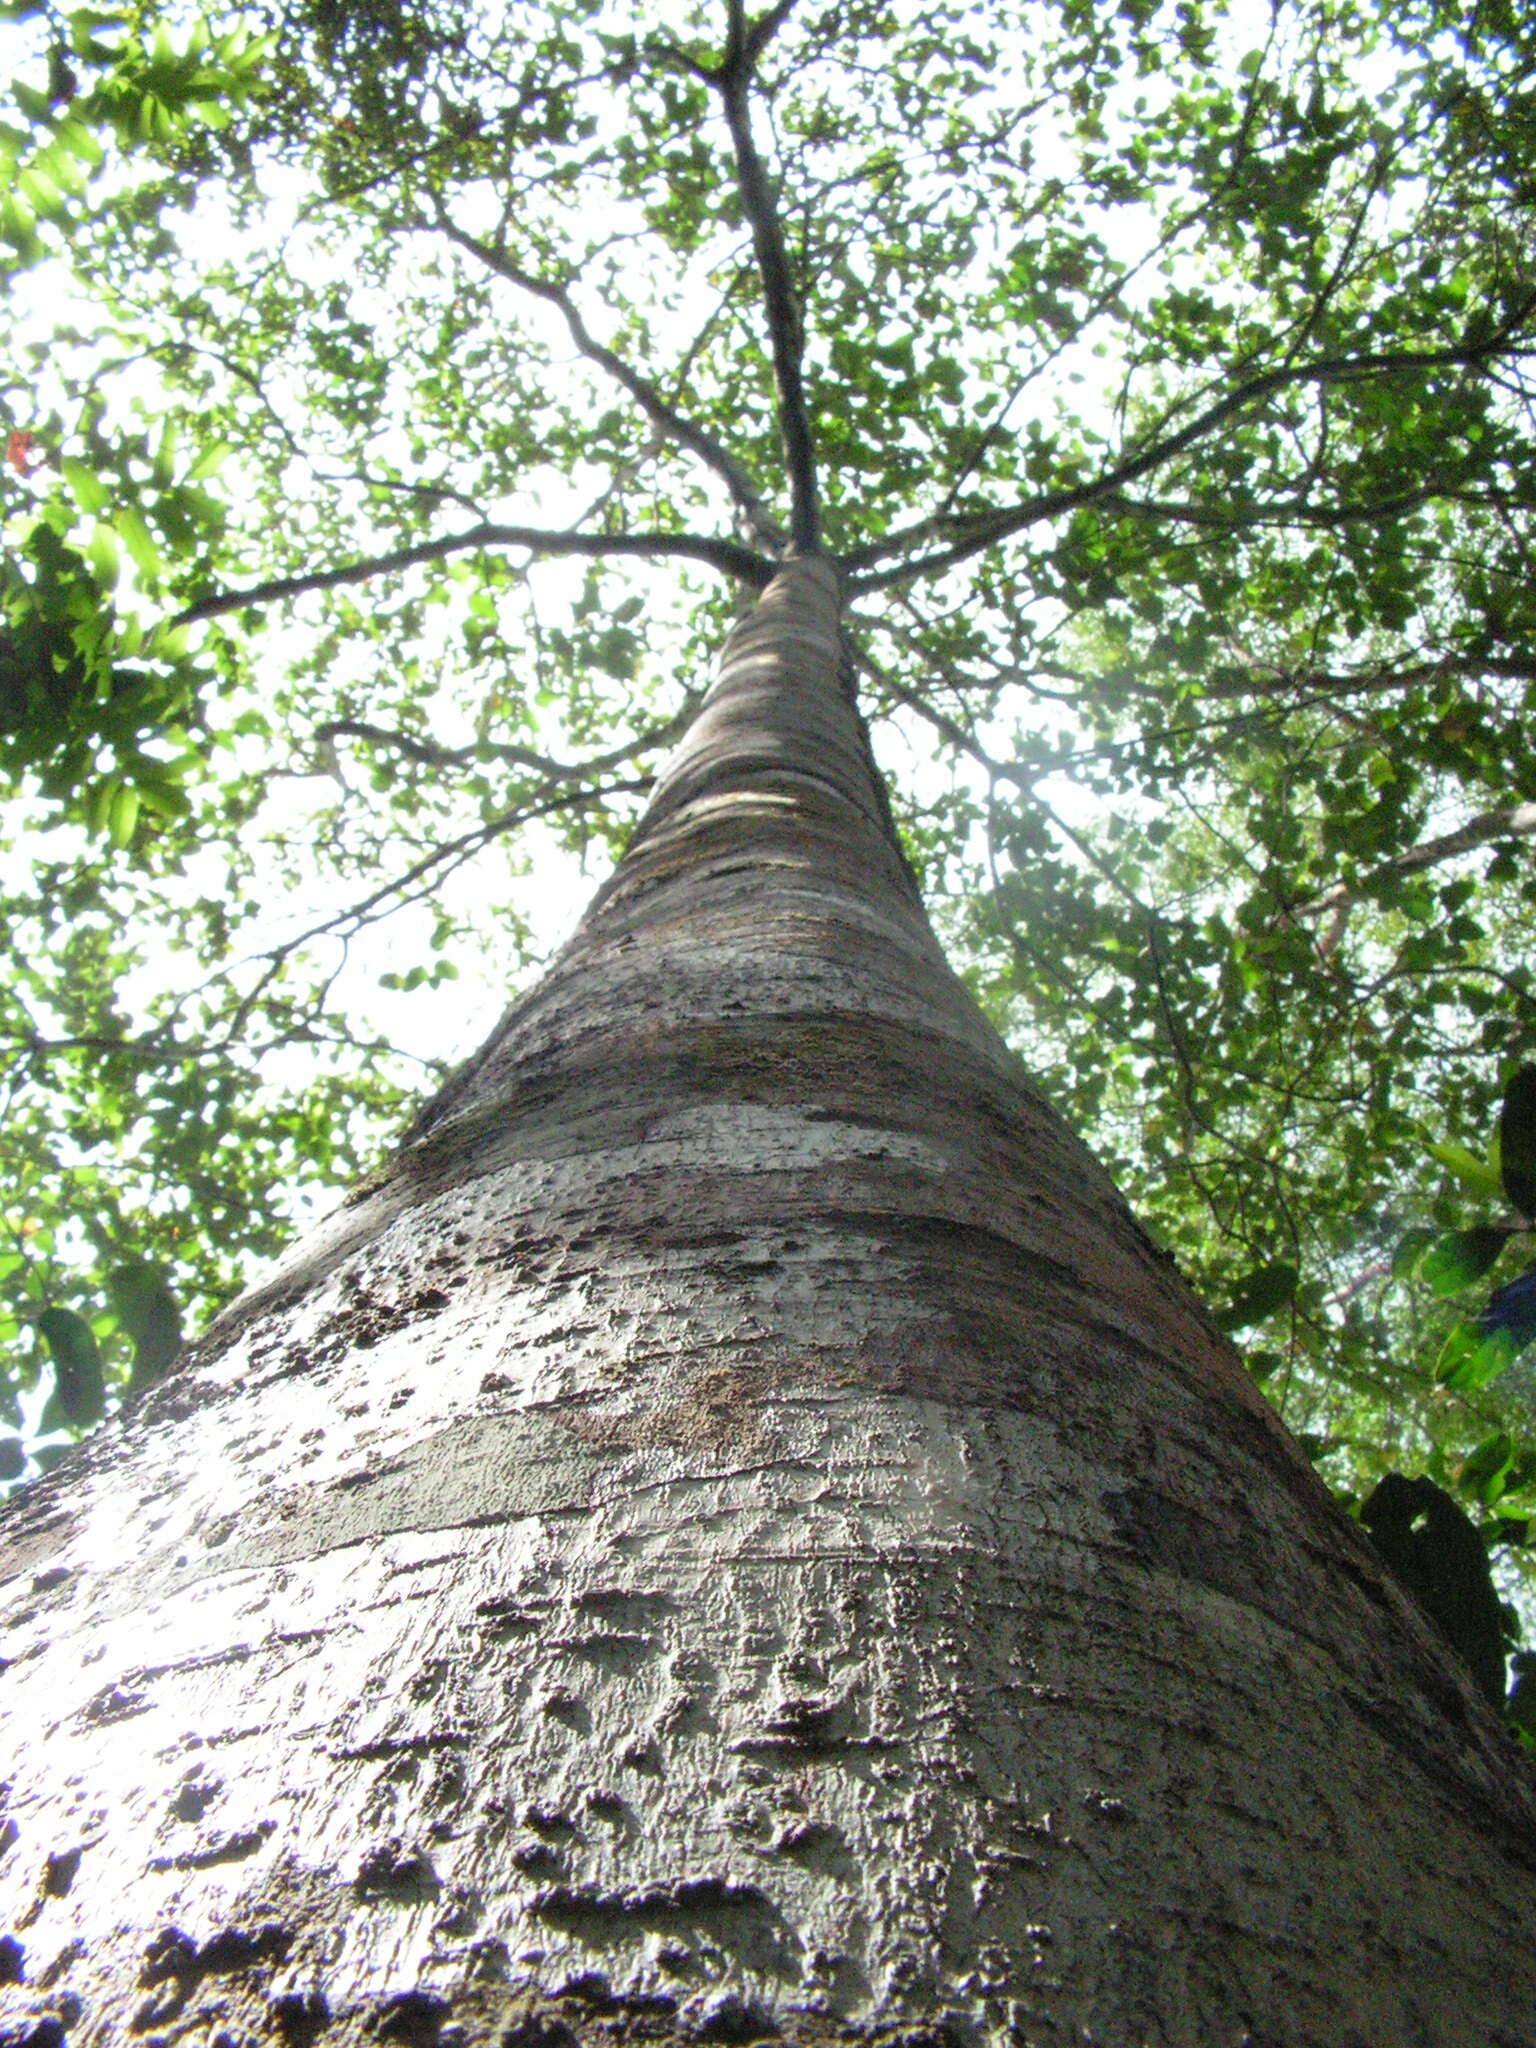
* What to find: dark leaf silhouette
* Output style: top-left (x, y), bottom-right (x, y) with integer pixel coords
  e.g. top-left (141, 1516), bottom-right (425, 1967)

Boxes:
top-left (1362, 1473), bottom-right (1507, 1707)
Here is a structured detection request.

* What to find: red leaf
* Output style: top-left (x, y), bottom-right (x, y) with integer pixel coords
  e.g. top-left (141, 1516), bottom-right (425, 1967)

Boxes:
top-left (7, 429), bottom-right (44, 477)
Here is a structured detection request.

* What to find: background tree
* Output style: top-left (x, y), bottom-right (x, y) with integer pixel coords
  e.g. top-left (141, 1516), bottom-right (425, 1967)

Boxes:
top-left (4, 0), bottom-right (1536, 1601)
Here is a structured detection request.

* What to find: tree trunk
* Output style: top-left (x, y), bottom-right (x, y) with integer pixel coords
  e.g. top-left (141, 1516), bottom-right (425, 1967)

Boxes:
top-left (2, 558), bottom-right (1534, 2048)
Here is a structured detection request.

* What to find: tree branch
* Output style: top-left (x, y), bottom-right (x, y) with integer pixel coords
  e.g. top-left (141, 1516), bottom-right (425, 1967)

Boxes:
top-left (843, 297), bottom-right (1536, 591)
top-left (1096, 480), bottom-right (1536, 531)
top-left (715, 0), bottom-right (820, 552)
top-left (9, 1030), bottom-right (194, 1066)
top-left (433, 213), bottom-right (786, 552)
top-left (849, 635), bottom-right (1158, 921)
top-left (1294, 800), bottom-right (1536, 958)
top-left (928, 37), bottom-right (1283, 529)
top-left (217, 777), bottom-right (653, 1047)
top-left (315, 711), bottom-right (691, 785)
top-left (1206, 647), bottom-right (1536, 706)
top-left (742, 0), bottom-right (801, 67)
top-left (173, 522), bottom-right (773, 625)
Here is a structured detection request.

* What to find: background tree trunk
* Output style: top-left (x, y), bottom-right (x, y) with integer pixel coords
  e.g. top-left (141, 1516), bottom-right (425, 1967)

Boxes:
top-left (2, 559), bottom-right (1534, 2047)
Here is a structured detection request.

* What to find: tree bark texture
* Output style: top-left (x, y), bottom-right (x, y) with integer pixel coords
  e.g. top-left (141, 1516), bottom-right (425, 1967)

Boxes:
top-left (2, 560), bottom-right (1535, 2048)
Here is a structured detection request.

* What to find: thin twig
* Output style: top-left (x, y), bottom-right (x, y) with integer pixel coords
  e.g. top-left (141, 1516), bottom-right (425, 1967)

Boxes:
top-left (219, 777), bottom-right (653, 1045)
top-left (433, 213), bottom-right (785, 551)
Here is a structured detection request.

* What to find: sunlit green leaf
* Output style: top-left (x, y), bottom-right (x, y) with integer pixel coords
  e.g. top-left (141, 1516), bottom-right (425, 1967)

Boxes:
top-left (1459, 1431), bottom-right (1515, 1504)
top-left (106, 782), bottom-right (140, 846)
top-left (1438, 1321), bottom-right (1518, 1393)
top-left (1419, 1227), bottom-right (1511, 1298)
top-left (185, 439), bottom-right (234, 482)
top-left (61, 456), bottom-right (110, 513)
top-left (112, 505), bottom-right (160, 581)
top-left (1427, 1141), bottom-right (1503, 1200)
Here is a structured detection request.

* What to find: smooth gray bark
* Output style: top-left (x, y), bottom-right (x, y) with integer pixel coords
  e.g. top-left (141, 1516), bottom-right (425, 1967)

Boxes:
top-left (2, 559), bottom-right (1534, 2047)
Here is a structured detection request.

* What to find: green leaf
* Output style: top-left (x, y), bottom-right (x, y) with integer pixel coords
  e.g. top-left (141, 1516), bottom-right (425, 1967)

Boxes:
top-left (1391, 1227), bottom-right (1438, 1280)
top-left (61, 456), bottom-right (110, 514)
top-left (0, 1436), bottom-right (25, 1481)
top-left (185, 439), bottom-right (234, 482)
top-left (106, 781), bottom-right (140, 847)
top-left (107, 1262), bottom-right (182, 1385)
top-left (1418, 1226), bottom-right (1511, 1297)
top-left (112, 504), bottom-right (160, 581)
top-left (151, 416), bottom-right (179, 485)
top-left (54, 117), bottom-right (104, 168)
top-left (133, 774), bottom-right (190, 820)
top-left (1362, 1473), bottom-right (1506, 1705)
top-left (1437, 1320), bottom-right (1518, 1392)
top-left (17, 160), bottom-right (65, 216)
top-left (35, 1305), bottom-right (105, 1427)
top-left (86, 521), bottom-right (120, 587)
top-left (1214, 1261), bottom-right (1299, 1332)
top-left (1499, 1064), bottom-right (1536, 1217)
top-left (0, 187), bottom-right (39, 254)
top-left (13, 78), bottom-right (52, 122)
top-left (1427, 1139), bottom-right (1503, 1199)
top-left (1459, 1431), bottom-right (1515, 1504)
